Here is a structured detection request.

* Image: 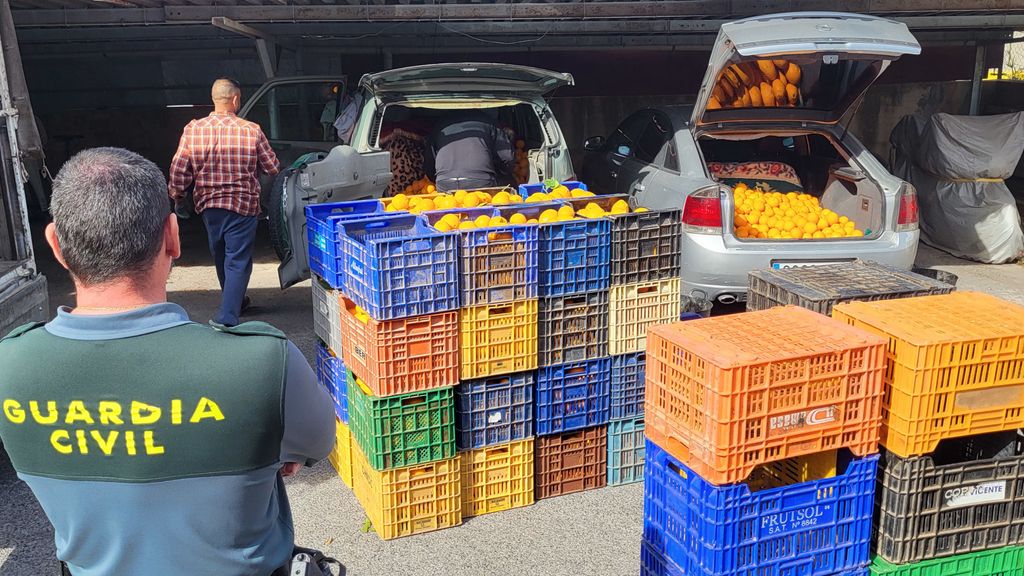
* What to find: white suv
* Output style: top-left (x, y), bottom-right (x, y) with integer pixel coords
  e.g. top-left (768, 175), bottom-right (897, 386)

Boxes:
top-left (256, 63), bottom-right (577, 288)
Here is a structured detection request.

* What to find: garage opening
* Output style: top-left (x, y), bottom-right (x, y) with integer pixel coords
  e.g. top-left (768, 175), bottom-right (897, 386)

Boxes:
top-left (374, 100), bottom-right (545, 196)
top-left (698, 132), bottom-right (884, 240)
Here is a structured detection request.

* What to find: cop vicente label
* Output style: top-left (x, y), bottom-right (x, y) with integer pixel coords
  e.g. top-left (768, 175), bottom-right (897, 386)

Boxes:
top-left (768, 405), bottom-right (838, 436)
top-left (759, 504), bottom-right (835, 537)
top-left (944, 481), bottom-right (1007, 508)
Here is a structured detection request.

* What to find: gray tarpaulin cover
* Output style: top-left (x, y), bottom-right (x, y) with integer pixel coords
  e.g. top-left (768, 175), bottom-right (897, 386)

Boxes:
top-left (891, 112), bottom-right (1024, 264)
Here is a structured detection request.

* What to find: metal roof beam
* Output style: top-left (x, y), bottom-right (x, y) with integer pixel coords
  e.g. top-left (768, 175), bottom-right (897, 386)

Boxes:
top-left (12, 1), bottom-right (1024, 27)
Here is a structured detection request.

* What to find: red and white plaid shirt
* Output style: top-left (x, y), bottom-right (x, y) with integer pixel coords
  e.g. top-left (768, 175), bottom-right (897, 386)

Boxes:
top-left (168, 112), bottom-right (280, 216)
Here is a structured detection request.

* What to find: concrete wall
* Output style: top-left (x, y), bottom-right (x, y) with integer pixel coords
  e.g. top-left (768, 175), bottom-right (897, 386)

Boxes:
top-left (849, 81), bottom-right (973, 163)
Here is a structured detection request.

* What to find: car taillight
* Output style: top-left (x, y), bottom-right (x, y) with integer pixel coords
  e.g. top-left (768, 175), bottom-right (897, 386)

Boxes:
top-left (682, 186), bottom-right (724, 234)
top-left (897, 183), bottom-right (919, 232)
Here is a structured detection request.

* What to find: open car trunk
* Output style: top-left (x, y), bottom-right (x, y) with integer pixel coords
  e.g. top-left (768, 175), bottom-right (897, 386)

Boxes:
top-left (692, 12), bottom-right (919, 127)
top-left (699, 132), bottom-right (885, 240)
top-left (375, 99), bottom-right (548, 195)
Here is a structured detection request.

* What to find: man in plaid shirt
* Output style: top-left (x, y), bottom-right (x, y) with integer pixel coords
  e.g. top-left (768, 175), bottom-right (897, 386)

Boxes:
top-left (169, 78), bottom-right (280, 326)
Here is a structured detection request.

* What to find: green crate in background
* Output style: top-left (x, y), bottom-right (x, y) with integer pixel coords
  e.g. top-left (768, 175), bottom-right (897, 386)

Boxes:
top-left (347, 370), bottom-right (456, 471)
top-left (870, 547), bottom-right (1024, 576)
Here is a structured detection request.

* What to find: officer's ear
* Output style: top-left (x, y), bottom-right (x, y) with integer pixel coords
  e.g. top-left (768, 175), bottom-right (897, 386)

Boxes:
top-left (45, 222), bottom-right (70, 271)
top-left (164, 213), bottom-right (181, 260)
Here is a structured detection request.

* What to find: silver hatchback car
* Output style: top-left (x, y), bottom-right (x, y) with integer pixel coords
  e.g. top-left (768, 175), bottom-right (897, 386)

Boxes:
top-left (582, 12), bottom-right (922, 305)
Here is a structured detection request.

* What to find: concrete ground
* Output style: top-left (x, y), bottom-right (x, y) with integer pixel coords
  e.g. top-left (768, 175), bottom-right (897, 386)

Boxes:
top-left (2, 216), bottom-right (1024, 576)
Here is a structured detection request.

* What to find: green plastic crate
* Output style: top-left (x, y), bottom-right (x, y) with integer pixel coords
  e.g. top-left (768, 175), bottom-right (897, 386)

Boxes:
top-left (347, 370), bottom-right (456, 470)
top-left (870, 547), bottom-right (1024, 576)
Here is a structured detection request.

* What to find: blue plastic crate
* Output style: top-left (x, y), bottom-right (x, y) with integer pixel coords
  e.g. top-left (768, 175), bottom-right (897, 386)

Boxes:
top-left (538, 217), bottom-right (611, 297)
top-left (455, 371), bottom-right (534, 450)
top-left (423, 206), bottom-right (539, 307)
top-left (517, 180), bottom-right (588, 199)
top-left (306, 200), bottom-right (391, 289)
top-left (640, 541), bottom-right (869, 576)
top-left (315, 342), bottom-right (348, 423)
top-left (608, 417), bottom-right (645, 486)
top-left (642, 440), bottom-right (877, 576)
top-left (610, 352), bottom-right (645, 422)
top-left (338, 215), bottom-right (460, 320)
top-left (535, 357), bottom-right (611, 435)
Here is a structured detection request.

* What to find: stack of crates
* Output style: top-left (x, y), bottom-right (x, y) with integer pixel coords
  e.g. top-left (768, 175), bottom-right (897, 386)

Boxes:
top-left (307, 200), bottom-right (464, 540)
top-left (593, 197), bottom-right (682, 488)
top-left (308, 200), bottom-right (403, 491)
top-left (532, 196), bottom-right (612, 500)
top-left (832, 292), bottom-right (1024, 576)
top-left (437, 204), bottom-right (541, 519)
top-left (642, 305), bottom-right (888, 576)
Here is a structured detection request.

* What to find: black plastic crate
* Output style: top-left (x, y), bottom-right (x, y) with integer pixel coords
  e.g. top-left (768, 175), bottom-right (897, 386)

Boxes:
top-left (747, 260), bottom-right (955, 316)
top-left (610, 208), bottom-right (681, 286)
top-left (560, 197), bottom-right (681, 287)
top-left (874, 431), bottom-right (1024, 564)
top-left (538, 291), bottom-right (609, 367)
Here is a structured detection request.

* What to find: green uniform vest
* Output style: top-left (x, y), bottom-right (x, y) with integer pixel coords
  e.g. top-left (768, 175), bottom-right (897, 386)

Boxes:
top-left (0, 322), bottom-right (288, 482)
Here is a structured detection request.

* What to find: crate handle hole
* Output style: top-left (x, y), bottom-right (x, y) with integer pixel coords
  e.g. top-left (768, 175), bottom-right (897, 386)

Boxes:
top-left (565, 296), bottom-right (587, 307)
top-left (566, 366), bottom-right (587, 376)
top-left (487, 231), bottom-right (514, 243)
top-left (410, 466), bottom-right (434, 478)
top-left (638, 285), bottom-right (659, 295)
top-left (402, 396), bottom-right (427, 407)
top-left (490, 305), bottom-right (514, 316)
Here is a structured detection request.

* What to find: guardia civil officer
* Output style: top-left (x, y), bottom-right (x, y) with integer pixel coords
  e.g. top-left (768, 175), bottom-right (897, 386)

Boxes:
top-left (0, 147), bottom-right (335, 576)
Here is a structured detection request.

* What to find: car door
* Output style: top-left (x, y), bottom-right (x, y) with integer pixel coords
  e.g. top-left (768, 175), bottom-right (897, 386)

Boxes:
top-left (586, 111), bottom-right (651, 195)
top-left (630, 114), bottom-right (687, 211)
top-left (618, 111), bottom-right (677, 199)
top-left (239, 77), bottom-right (347, 202)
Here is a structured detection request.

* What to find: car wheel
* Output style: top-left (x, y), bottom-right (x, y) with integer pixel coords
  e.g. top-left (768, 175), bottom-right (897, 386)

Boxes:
top-left (267, 167), bottom-right (296, 262)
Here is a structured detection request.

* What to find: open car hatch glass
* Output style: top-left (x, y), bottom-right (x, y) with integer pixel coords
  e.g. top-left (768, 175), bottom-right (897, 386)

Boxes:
top-left (693, 12), bottom-right (920, 127)
top-left (361, 63), bottom-right (574, 97)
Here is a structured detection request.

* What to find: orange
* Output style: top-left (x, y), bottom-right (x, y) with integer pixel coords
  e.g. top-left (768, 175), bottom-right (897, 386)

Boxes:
top-left (390, 193), bottom-right (410, 210)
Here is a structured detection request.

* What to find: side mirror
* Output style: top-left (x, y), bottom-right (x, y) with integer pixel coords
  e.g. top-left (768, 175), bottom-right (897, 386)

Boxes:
top-left (584, 136), bottom-right (605, 151)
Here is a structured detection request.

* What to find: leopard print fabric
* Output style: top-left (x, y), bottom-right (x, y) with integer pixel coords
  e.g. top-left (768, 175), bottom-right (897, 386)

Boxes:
top-left (382, 128), bottom-right (427, 197)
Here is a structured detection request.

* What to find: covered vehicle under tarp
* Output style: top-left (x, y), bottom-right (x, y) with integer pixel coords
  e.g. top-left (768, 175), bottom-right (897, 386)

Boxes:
top-left (891, 112), bottom-right (1024, 264)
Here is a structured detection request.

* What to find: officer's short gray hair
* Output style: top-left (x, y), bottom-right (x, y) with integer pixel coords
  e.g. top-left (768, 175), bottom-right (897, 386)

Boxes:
top-left (50, 147), bottom-right (169, 286)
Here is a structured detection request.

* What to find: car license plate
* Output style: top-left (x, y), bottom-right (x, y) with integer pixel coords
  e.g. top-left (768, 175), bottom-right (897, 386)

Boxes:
top-left (771, 260), bottom-right (849, 270)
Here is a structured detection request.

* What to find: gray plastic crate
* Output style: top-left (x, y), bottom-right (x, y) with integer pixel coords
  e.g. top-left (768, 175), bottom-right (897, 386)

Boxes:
top-left (874, 431), bottom-right (1024, 564)
top-left (747, 259), bottom-right (955, 315)
top-left (610, 207), bottom-right (681, 286)
top-left (311, 275), bottom-right (343, 354)
top-left (538, 290), bottom-right (609, 367)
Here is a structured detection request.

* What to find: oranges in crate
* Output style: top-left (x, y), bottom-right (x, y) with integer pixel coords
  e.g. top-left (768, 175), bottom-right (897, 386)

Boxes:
top-left (732, 181), bottom-right (863, 240)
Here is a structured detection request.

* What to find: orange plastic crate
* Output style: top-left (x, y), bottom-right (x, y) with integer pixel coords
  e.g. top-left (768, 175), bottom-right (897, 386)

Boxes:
top-left (339, 296), bottom-right (459, 397)
top-left (644, 305), bottom-right (886, 485)
top-left (460, 299), bottom-right (538, 379)
top-left (328, 418), bottom-right (353, 488)
top-left (833, 292), bottom-right (1024, 458)
top-left (351, 441), bottom-right (462, 540)
top-left (459, 439), bottom-right (535, 517)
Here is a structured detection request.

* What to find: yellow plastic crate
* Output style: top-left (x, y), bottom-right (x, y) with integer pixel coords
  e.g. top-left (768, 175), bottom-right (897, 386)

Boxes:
top-left (351, 441), bottom-right (462, 540)
top-left (833, 292), bottom-right (1024, 458)
top-left (460, 439), bottom-right (535, 517)
top-left (460, 299), bottom-right (538, 379)
top-left (609, 278), bottom-right (680, 355)
top-left (327, 418), bottom-right (353, 489)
